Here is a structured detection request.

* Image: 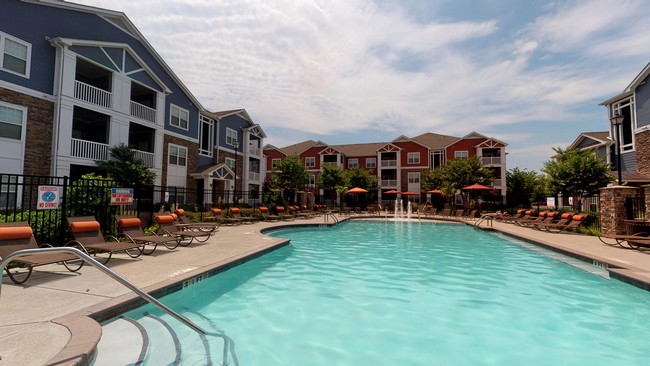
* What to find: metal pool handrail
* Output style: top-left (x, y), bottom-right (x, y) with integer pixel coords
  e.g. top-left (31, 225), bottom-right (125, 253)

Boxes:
top-left (0, 246), bottom-right (207, 335)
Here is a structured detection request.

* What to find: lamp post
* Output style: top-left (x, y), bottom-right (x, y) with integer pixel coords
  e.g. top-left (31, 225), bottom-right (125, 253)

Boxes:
top-left (610, 112), bottom-right (625, 185)
top-left (233, 140), bottom-right (240, 206)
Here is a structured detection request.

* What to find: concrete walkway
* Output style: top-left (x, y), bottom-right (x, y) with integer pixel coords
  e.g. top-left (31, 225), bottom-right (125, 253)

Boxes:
top-left (2, 214), bottom-right (650, 365)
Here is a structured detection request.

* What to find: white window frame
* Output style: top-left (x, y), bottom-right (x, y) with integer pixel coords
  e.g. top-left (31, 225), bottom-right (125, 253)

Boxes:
top-left (199, 115), bottom-right (213, 157)
top-left (271, 158), bottom-right (281, 169)
top-left (0, 32), bottom-right (31, 78)
top-left (168, 144), bottom-right (187, 166)
top-left (308, 174), bottom-right (316, 186)
top-left (455, 150), bottom-right (469, 159)
top-left (348, 158), bottom-right (358, 169)
top-left (366, 158), bottom-right (376, 168)
top-left (305, 157), bottom-right (316, 168)
top-left (226, 128), bottom-right (238, 146)
top-left (408, 172), bottom-right (420, 184)
top-left (170, 104), bottom-right (189, 130)
top-left (0, 101), bottom-right (26, 141)
top-left (225, 157), bottom-right (236, 170)
top-left (407, 152), bottom-right (420, 164)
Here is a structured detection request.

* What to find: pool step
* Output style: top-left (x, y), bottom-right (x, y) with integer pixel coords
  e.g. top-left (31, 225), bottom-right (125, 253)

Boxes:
top-left (93, 311), bottom-right (237, 365)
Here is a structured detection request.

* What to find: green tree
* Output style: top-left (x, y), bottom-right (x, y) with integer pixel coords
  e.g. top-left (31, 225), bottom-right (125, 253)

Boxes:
top-left (342, 167), bottom-right (377, 190)
top-left (422, 156), bottom-right (493, 206)
top-left (506, 168), bottom-right (548, 208)
top-left (542, 147), bottom-right (612, 210)
top-left (317, 164), bottom-right (344, 191)
top-left (95, 144), bottom-right (156, 186)
top-left (275, 155), bottom-right (309, 203)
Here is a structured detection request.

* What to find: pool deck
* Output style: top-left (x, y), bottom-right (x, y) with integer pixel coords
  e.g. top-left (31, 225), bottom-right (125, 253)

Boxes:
top-left (3, 214), bottom-right (650, 365)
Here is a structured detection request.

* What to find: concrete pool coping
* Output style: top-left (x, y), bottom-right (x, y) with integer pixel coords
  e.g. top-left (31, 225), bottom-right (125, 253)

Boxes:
top-left (3, 214), bottom-right (650, 365)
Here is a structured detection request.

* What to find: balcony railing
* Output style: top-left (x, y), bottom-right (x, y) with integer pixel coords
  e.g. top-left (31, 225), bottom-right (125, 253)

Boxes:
top-left (249, 171), bottom-right (261, 182)
top-left (71, 138), bottom-right (109, 161)
top-left (130, 101), bottom-right (156, 123)
top-left (381, 160), bottom-right (397, 167)
top-left (322, 162), bottom-right (339, 167)
top-left (248, 146), bottom-right (261, 157)
top-left (381, 179), bottom-right (397, 187)
top-left (74, 80), bottom-right (111, 108)
top-left (133, 150), bottom-right (155, 168)
top-left (481, 156), bottom-right (502, 165)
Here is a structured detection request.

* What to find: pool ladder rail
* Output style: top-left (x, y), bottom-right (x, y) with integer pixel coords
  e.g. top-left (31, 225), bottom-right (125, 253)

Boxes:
top-left (0, 247), bottom-right (239, 366)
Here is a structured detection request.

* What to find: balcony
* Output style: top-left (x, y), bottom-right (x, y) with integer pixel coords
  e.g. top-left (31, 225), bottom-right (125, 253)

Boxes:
top-left (248, 145), bottom-right (261, 157)
top-left (492, 179), bottom-right (502, 187)
top-left (133, 149), bottom-right (155, 168)
top-left (481, 156), bottom-right (502, 165)
top-left (130, 101), bottom-right (156, 123)
top-left (249, 171), bottom-right (261, 181)
top-left (74, 80), bottom-right (111, 108)
top-left (381, 160), bottom-right (397, 167)
top-left (322, 162), bottom-right (339, 167)
top-left (71, 138), bottom-right (109, 161)
top-left (381, 179), bottom-right (397, 187)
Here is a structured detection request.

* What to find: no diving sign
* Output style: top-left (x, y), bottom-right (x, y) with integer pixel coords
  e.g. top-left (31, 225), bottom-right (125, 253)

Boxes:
top-left (37, 186), bottom-right (61, 210)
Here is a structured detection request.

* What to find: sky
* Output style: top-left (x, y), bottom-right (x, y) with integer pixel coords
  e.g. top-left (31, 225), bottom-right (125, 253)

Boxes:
top-left (73, 0), bottom-right (650, 172)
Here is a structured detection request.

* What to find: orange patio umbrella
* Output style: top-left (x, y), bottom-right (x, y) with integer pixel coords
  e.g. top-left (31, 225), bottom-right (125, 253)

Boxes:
top-left (347, 187), bottom-right (369, 194)
top-left (427, 189), bottom-right (444, 195)
top-left (401, 191), bottom-right (418, 196)
top-left (461, 183), bottom-right (492, 191)
top-left (384, 189), bottom-right (401, 195)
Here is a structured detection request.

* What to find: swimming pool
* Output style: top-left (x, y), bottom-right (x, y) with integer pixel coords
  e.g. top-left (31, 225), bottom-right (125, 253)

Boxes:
top-left (106, 221), bottom-right (650, 365)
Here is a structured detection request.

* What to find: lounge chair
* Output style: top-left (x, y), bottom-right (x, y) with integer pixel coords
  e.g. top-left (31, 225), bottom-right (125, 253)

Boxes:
top-left (173, 209), bottom-right (221, 233)
top-left (516, 211), bottom-right (557, 227)
top-left (154, 214), bottom-right (213, 245)
top-left (508, 210), bottom-right (534, 224)
top-left (438, 208), bottom-right (452, 217)
top-left (276, 206), bottom-right (296, 221)
top-left (454, 209), bottom-right (465, 218)
top-left (67, 216), bottom-right (144, 264)
top-left (259, 207), bottom-right (282, 221)
top-left (598, 232), bottom-right (650, 249)
top-left (209, 208), bottom-right (242, 226)
top-left (0, 222), bottom-right (83, 284)
top-left (116, 216), bottom-right (180, 254)
top-left (229, 208), bottom-right (257, 224)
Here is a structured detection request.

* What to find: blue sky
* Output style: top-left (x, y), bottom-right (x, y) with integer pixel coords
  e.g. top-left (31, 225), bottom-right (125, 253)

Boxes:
top-left (75, 0), bottom-right (650, 172)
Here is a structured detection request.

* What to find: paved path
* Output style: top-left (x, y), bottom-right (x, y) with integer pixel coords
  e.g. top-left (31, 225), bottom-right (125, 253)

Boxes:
top-left (2, 214), bottom-right (650, 365)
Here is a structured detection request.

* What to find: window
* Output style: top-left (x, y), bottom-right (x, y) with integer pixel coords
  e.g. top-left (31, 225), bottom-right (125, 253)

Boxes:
top-left (407, 152), bottom-right (420, 164)
top-left (0, 32), bottom-right (30, 77)
top-left (199, 115), bottom-right (213, 157)
top-left (225, 157), bottom-right (236, 170)
top-left (432, 151), bottom-right (444, 168)
top-left (305, 157), bottom-right (315, 167)
top-left (170, 104), bottom-right (189, 130)
top-left (408, 172), bottom-right (420, 184)
top-left (455, 151), bottom-right (469, 159)
top-left (226, 128), bottom-right (238, 146)
top-left (0, 102), bottom-right (25, 140)
top-left (168, 144), bottom-right (187, 166)
top-left (308, 175), bottom-right (316, 186)
top-left (0, 175), bottom-right (18, 207)
top-left (366, 158), bottom-right (376, 168)
top-left (272, 158), bottom-right (281, 169)
top-left (612, 98), bottom-right (635, 152)
top-left (348, 158), bottom-right (358, 169)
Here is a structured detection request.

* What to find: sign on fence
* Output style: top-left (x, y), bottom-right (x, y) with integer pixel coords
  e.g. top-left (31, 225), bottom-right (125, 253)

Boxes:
top-left (111, 188), bottom-right (134, 205)
top-left (37, 185), bottom-right (61, 210)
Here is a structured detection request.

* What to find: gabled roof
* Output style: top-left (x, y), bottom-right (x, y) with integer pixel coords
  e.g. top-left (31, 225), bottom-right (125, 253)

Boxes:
top-left (213, 109), bottom-right (252, 121)
top-left (411, 132), bottom-right (461, 149)
top-left (333, 142), bottom-right (386, 157)
top-left (280, 140), bottom-right (327, 156)
top-left (600, 61), bottom-right (650, 106)
top-left (31, 0), bottom-right (205, 110)
top-left (568, 131), bottom-right (612, 150)
top-left (190, 162), bottom-right (235, 180)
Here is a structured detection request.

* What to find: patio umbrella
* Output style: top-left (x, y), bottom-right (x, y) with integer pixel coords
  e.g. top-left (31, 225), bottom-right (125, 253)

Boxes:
top-left (427, 189), bottom-right (444, 195)
top-left (401, 191), bottom-right (418, 196)
top-left (384, 189), bottom-right (401, 195)
top-left (461, 183), bottom-right (492, 191)
top-left (347, 187), bottom-right (368, 194)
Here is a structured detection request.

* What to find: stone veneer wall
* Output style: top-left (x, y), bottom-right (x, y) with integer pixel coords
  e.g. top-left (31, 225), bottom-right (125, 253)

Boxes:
top-left (161, 135), bottom-right (199, 188)
top-left (0, 87), bottom-right (54, 176)
top-left (636, 130), bottom-right (650, 177)
top-left (599, 186), bottom-right (639, 235)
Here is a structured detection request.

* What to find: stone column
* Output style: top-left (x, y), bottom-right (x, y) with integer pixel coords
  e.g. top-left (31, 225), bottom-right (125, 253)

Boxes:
top-left (599, 186), bottom-right (639, 235)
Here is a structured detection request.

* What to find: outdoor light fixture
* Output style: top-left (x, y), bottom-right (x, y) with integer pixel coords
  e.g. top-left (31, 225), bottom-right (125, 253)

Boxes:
top-left (609, 112), bottom-right (625, 185)
top-left (233, 140), bottom-right (240, 205)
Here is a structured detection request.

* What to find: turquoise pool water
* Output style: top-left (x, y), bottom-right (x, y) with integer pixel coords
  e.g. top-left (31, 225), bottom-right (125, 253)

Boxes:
top-left (122, 221), bottom-right (650, 365)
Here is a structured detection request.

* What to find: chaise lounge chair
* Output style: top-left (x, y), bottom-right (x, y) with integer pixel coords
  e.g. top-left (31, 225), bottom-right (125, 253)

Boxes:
top-left (173, 209), bottom-right (221, 233)
top-left (598, 232), bottom-right (650, 249)
top-left (116, 216), bottom-right (180, 254)
top-left (534, 213), bottom-right (585, 233)
top-left (229, 208), bottom-right (257, 224)
top-left (67, 216), bottom-right (144, 264)
top-left (209, 208), bottom-right (243, 226)
top-left (0, 222), bottom-right (84, 284)
top-left (276, 206), bottom-right (296, 221)
top-left (154, 214), bottom-right (213, 245)
top-left (259, 207), bottom-right (282, 221)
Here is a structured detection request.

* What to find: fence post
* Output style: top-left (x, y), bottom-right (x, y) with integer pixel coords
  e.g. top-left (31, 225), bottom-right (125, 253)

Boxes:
top-left (60, 176), bottom-right (69, 245)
